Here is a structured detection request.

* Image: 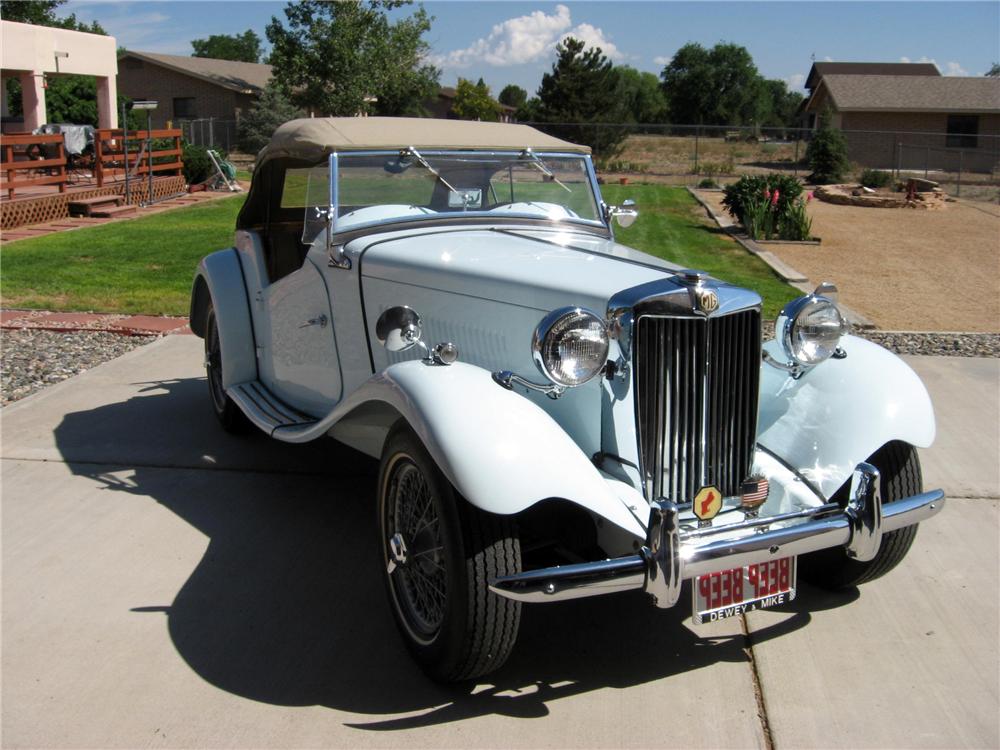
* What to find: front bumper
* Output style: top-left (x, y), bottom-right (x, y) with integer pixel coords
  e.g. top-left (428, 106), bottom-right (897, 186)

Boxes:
top-left (489, 463), bottom-right (945, 607)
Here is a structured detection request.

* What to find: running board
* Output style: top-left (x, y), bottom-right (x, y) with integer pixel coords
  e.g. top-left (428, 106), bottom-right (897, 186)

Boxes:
top-left (228, 381), bottom-right (318, 436)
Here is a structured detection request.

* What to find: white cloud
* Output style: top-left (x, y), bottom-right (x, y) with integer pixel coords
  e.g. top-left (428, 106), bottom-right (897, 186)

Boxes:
top-left (786, 73), bottom-right (806, 90)
top-left (899, 56), bottom-right (967, 76)
top-left (433, 4), bottom-right (623, 69)
top-left (653, 55), bottom-right (673, 67)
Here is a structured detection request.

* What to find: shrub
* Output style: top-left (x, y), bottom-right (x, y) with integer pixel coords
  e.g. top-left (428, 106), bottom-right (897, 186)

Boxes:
top-left (722, 174), bottom-right (811, 241)
top-left (806, 106), bottom-right (850, 184)
top-left (721, 173), bottom-right (802, 223)
top-left (859, 168), bottom-right (893, 189)
top-left (698, 177), bottom-right (719, 189)
top-left (182, 143), bottom-right (214, 185)
top-left (778, 196), bottom-right (813, 241)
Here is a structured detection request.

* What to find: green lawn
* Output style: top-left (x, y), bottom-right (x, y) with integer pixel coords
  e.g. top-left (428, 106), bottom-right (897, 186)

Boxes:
top-left (1, 196), bottom-right (245, 316)
top-left (603, 184), bottom-right (799, 318)
top-left (0, 185), bottom-right (798, 319)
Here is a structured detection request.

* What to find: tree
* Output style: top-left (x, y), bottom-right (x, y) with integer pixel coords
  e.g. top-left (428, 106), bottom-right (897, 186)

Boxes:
top-left (237, 82), bottom-right (304, 153)
top-left (451, 78), bottom-right (501, 121)
top-left (806, 106), bottom-right (850, 184)
top-left (266, 0), bottom-right (439, 117)
top-left (760, 79), bottom-right (805, 129)
top-left (616, 66), bottom-right (668, 125)
top-left (533, 37), bottom-right (629, 156)
top-left (660, 42), bottom-right (765, 126)
top-left (498, 84), bottom-right (527, 109)
top-left (191, 30), bottom-right (262, 63)
top-left (986, 62), bottom-right (1000, 77)
top-left (0, 0), bottom-right (105, 33)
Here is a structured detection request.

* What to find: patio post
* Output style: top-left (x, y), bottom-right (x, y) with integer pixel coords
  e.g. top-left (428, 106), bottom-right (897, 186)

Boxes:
top-left (18, 70), bottom-right (46, 131)
top-left (95, 76), bottom-right (118, 129)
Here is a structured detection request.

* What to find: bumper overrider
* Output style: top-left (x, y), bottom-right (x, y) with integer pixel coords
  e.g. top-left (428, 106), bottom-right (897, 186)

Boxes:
top-left (489, 463), bottom-right (945, 607)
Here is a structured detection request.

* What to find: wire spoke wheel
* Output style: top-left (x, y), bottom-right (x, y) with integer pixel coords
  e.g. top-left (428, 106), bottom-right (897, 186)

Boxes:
top-left (378, 424), bottom-right (522, 681)
top-left (385, 459), bottom-right (448, 640)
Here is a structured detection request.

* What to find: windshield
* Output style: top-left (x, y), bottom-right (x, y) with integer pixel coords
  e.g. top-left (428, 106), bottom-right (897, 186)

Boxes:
top-left (313, 150), bottom-right (603, 235)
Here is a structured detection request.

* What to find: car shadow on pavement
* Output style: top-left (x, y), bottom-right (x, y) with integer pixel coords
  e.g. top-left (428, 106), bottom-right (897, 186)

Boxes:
top-left (53, 376), bottom-right (838, 729)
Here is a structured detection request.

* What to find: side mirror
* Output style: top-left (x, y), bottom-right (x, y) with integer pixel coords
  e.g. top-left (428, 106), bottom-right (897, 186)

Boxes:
top-left (376, 306), bottom-right (423, 352)
top-left (609, 199), bottom-right (638, 228)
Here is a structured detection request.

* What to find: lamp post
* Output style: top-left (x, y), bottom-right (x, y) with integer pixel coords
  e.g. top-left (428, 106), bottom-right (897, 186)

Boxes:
top-left (131, 100), bottom-right (158, 205)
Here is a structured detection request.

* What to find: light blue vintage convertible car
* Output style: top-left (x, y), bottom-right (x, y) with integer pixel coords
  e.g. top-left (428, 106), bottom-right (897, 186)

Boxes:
top-left (190, 118), bottom-right (944, 681)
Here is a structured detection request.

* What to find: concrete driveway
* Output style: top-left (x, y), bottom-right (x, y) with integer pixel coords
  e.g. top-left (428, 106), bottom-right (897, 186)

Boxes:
top-left (2, 337), bottom-right (997, 748)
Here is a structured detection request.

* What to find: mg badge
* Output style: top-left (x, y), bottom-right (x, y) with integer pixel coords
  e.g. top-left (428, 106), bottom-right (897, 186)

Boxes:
top-left (696, 288), bottom-right (719, 313)
top-left (694, 485), bottom-right (723, 520)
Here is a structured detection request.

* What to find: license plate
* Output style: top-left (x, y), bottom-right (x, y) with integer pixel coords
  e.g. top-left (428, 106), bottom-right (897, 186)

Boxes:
top-left (693, 557), bottom-right (796, 624)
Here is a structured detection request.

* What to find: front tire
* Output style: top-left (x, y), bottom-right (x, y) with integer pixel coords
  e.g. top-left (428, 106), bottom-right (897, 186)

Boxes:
top-left (801, 441), bottom-right (923, 589)
top-left (378, 424), bottom-right (521, 681)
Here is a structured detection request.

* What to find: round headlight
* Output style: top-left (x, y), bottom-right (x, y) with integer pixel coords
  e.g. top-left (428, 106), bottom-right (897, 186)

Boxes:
top-left (779, 295), bottom-right (848, 366)
top-left (532, 307), bottom-right (610, 387)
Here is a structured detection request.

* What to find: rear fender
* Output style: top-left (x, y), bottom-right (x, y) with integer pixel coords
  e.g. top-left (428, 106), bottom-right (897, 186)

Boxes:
top-left (758, 334), bottom-right (935, 499)
top-left (280, 360), bottom-right (648, 538)
top-left (189, 248), bottom-right (257, 388)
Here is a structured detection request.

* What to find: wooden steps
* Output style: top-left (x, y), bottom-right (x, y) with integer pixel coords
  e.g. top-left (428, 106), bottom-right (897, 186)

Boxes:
top-left (68, 195), bottom-right (124, 217)
top-left (90, 204), bottom-right (138, 219)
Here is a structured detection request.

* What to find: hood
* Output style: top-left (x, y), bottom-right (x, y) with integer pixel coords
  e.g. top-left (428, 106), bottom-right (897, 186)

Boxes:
top-left (355, 226), bottom-right (682, 313)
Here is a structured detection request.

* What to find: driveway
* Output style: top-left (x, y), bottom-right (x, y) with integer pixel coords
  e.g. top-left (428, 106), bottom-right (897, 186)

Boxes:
top-left (2, 336), bottom-right (997, 748)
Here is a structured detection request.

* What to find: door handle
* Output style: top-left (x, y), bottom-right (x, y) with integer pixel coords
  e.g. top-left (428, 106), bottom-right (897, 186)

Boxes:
top-left (299, 314), bottom-right (328, 329)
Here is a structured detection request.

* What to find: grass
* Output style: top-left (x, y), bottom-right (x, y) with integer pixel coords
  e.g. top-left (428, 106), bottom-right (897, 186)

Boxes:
top-left (0, 185), bottom-right (798, 319)
top-left (1, 196), bottom-right (245, 316)
top-left (602, 184), bottom-right (799, 319)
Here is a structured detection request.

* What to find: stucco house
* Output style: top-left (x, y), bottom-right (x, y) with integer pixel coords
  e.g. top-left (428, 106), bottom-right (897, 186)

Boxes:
top-left (802, 61), bottom-right (1000, 171)
top-left (1, 20), bottom-right (119, 132)
top-left (116, 50), bottom-right (272, 130)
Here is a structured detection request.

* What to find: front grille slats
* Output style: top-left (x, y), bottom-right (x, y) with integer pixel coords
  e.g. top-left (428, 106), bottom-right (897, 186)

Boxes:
top-left (635, 310), bottom-right (761, 503)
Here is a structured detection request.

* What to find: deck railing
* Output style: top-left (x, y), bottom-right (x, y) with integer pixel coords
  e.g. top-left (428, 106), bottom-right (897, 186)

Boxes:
top-left (0, 133), bottom-right (68, 199)
top-left (94, 128), bottom-right (183, 187)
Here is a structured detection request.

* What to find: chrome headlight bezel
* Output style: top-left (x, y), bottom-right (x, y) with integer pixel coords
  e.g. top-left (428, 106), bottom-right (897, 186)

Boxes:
top-left (777, 294), bottom-right (849, 367)
top-left (532, 307), bottom-right (610, 388)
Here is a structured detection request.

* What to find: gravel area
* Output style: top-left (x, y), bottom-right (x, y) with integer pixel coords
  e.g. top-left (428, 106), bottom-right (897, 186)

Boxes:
top-left (1, 329), bottom-right (154, 406)
top-left (1, 326), bottom-right (996, 409)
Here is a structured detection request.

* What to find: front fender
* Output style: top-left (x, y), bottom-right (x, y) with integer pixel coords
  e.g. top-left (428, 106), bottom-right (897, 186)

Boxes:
top-left (758, 334), bottom-right (935, 499)
top-left (190, 249), bottom-right (256, 388)
top-left (277, 360), bottom-right (647, 538)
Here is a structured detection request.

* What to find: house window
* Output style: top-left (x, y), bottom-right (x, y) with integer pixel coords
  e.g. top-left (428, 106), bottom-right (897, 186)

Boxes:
top-left (946, 115), bottom-right (978, 149)
top-left (173, 97), bottom-right (197, 120)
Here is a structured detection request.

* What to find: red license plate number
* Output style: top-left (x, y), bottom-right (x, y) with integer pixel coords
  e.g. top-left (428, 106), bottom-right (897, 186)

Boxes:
top-left (693, 557), bottom-right (796, 624)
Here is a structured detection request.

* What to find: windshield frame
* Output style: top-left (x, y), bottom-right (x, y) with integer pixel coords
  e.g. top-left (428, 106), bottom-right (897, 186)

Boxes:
top-left (322, 149), bottom-right (609, 239)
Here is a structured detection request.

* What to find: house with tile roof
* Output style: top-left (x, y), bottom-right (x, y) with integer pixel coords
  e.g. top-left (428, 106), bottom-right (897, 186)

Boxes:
top-left (802, 62), bottom-right (1000, 171)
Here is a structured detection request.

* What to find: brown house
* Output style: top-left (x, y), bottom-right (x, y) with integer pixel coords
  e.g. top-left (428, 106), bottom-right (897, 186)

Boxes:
top-left (426, 86), bottom-right (517, 122)
top-left (116, 50), bottom-right (272, 130)
top-left (802, 62), bottom-right (1000, 172)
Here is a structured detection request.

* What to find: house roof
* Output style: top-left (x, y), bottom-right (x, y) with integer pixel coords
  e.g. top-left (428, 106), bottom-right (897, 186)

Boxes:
top-left (259, 116), bottom-right (589, 166)
top-left (119, 50), bottom-right (272, 94)
top-left (805, 62), bottom-right (940, 90)
top-left (806, 74), bottom-right (1000, 114)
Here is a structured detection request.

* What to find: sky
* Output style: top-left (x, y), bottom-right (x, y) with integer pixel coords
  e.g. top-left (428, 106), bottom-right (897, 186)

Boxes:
top-left (58, 1), bottom-right (1000, 95)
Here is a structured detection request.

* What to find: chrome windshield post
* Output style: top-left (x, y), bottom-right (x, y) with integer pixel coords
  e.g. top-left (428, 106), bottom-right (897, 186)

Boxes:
top-left (327, 152), bottom-right (351, 270)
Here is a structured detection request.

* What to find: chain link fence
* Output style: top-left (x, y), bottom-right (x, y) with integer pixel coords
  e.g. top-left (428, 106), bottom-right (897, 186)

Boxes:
top-left (522, 122), bottom-right (1000, 203)
top-left (177, 118), bottom-right (238, 153)
top-left (174, 118), bottom-right (1000, 203)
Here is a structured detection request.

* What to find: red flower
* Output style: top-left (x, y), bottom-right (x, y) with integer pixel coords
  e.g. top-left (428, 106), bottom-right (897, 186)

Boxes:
top-left (771, 189), bottom-right (780, 206)
top-left (807, 191), bottom-right (814, 202)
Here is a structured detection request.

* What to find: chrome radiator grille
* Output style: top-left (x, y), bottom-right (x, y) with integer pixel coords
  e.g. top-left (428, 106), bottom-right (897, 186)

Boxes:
top-left (634, 311), bottom-right (761, 502)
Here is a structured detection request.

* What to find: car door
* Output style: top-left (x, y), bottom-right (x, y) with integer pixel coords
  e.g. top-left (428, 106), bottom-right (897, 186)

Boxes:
top-left (258, 250), bottom-right (343, 416)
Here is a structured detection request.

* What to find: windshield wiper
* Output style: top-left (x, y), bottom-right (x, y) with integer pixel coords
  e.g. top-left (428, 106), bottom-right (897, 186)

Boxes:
top-left (521, 148), bottom-right (572, 193)
top-left (402, 147), bottom-right (459, 194)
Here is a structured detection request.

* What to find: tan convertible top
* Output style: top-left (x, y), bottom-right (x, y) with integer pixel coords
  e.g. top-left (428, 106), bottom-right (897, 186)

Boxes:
top-left (259, 117), bottom-right (591, 165)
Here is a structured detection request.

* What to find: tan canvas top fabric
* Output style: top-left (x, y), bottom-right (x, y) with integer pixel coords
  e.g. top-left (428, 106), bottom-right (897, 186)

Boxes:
top-left (259, 117), bottom-right (591, 165)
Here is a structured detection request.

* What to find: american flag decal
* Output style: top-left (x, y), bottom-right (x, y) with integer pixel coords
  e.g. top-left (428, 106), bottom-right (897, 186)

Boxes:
top-left (741, 477), bottom-right (769, 508)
